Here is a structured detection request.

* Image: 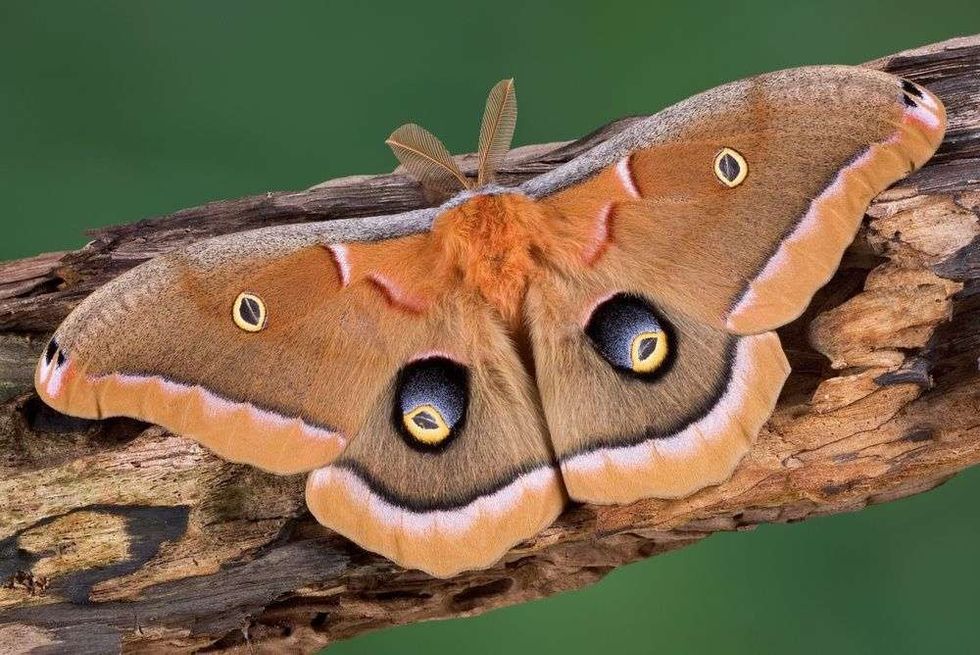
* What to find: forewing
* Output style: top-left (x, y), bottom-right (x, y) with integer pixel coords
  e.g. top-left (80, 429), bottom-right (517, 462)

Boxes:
top-left (35, 219), bottom-right (442, 475)
top-left (530, 66), bottom-right (946, 335)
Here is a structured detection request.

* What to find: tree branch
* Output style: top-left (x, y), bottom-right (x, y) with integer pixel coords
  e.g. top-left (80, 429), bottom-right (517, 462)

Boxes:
top-left (2, 35), bottom-right (980, 654)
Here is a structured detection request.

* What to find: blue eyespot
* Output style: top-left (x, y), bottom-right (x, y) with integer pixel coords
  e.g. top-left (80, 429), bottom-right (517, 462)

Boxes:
top-left (394, 356), bottom-right (469, 450)
top-left (585, 293), bottom-right (672, 379)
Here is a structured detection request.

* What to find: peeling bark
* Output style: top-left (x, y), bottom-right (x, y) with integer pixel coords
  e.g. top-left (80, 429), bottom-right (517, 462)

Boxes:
top-left (1, 35), bottom-right (979, 654)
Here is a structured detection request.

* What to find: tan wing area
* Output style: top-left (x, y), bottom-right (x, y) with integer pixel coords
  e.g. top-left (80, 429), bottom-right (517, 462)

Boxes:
top-left (306, 292), bottom-right (563, 578)
top-left (530, 68), bottom-right (944, 504)
top-left (540, 69), bottom-right (946, 335)
top-left (525, 263), bottom-right (788, 504)
top-left (35, 227), bottom-right (447, 475)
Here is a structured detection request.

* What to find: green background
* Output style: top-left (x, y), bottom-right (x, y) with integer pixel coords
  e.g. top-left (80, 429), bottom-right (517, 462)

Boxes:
top-left (2, 2), bottom-right (978, 653)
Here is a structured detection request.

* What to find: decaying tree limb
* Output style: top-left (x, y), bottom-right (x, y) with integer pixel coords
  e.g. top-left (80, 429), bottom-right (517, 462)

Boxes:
top-left (1, 35), bottom-right (979, 654)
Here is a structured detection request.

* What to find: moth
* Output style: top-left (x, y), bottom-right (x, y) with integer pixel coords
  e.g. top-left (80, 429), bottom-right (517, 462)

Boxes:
top-left (36, 69), bottom-right (945, 577)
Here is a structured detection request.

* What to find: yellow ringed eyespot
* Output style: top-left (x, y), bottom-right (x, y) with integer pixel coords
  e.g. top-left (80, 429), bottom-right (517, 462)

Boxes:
top-left (233, 292), bottom-right (267, 332)
top-left (714, 147), bottom-right (748, 187)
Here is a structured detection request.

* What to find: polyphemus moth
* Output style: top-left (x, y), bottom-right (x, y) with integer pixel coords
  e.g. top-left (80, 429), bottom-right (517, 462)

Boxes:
top-left (36, 69), bottom-right (946, 577)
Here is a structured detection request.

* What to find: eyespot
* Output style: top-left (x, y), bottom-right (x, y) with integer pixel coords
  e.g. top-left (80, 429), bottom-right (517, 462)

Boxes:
top-left (394, 357), bottom-right (469, 450)
top-left (714, 147), bottom-right (748, 187)
top-left (585, 293), bottom-right (672, 379)
top-left (232, 292), bottom-right (267, 332)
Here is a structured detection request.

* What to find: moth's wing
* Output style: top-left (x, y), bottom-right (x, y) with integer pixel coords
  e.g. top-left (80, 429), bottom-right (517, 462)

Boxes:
top-left (525, 66), bottom-right (946, 335)
top-left (35, 218), bottom-right (439, 474)
top-left (524, 66), bottom-right (945, 503)
top-left (36, 217), bottom-right (564, 576)
top-left (306, 290), bottom-right (563, 578)
top-left (525, 267), bottom-right (789, 504)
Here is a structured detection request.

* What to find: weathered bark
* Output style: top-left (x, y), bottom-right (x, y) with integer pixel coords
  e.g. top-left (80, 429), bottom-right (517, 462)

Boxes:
top-left (1, 35), bottom-right (979, 654)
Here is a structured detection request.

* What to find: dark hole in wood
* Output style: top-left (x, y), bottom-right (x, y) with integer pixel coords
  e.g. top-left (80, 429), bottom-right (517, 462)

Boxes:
top-left (371, 589), bottom-right (434, 602)
top-left (310, 612), bottom-right (329, 631)
top-left (903, 427), bottom-right (935, 443)
top-left (451, 578), bottom-right (514, 611)
top-left (23, 395), bottom-right (98, 433)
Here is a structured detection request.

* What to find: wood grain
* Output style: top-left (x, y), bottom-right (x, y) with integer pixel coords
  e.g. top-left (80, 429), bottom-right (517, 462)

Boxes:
top-left (2, 35), bottom-right (980, 654)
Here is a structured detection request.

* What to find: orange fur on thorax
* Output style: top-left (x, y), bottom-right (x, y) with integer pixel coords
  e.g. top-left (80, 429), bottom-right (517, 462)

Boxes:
top-left (431, 194), bottom-right (560, 326)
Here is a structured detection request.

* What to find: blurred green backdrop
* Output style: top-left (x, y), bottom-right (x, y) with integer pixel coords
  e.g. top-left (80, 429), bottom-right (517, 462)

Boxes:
top-left (2, 2), bottom-right (979, 654)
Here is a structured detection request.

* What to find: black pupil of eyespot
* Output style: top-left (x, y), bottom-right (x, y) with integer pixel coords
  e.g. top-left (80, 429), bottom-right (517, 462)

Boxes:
top-left (719, 153), bottom-right (739, 181)
top-left (240, 297), bottom-right (261, 325)
top-left (412, 411), bottom-right (439, 430)
top-left (638, 336), bottom-right (657, 360)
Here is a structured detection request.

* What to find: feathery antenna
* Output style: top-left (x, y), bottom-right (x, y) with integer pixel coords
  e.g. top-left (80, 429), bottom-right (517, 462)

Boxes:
top-left (385, 123), bottom-right (471, 194)
top-left (385, 79), bottom-right (518, 193)
top-left (476, 79), bottom-right (517, 186)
